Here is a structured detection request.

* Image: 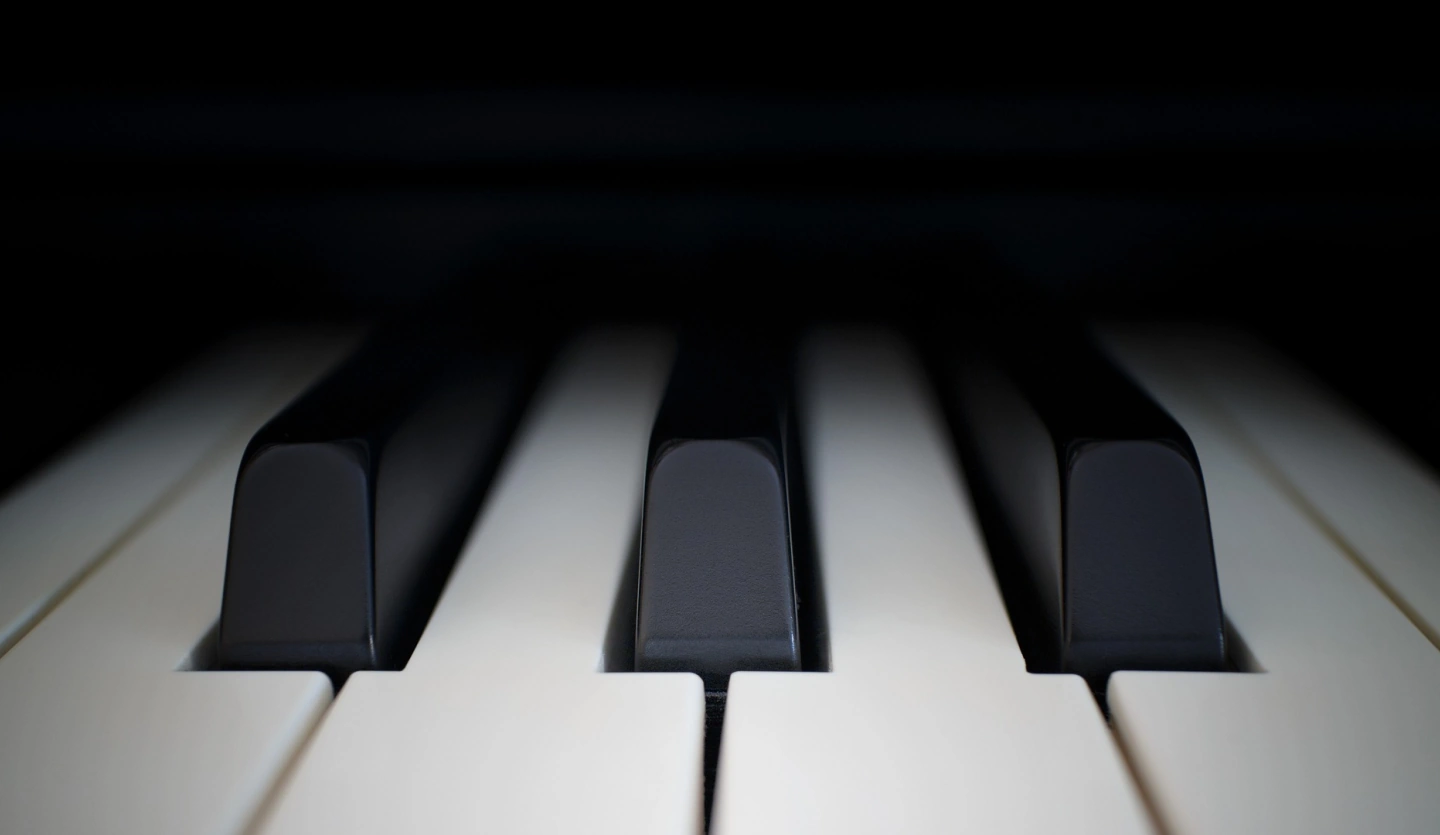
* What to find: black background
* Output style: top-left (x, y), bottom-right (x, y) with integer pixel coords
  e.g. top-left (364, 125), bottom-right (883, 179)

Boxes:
top-left (3, 46), bottom-right (1438, 495)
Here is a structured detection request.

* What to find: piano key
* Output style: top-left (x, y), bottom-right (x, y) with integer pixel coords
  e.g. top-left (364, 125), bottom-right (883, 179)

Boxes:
top-left (938, 334), bottom-right (1226, 686)
top-left (0, 333), bottom-right (353, 835)
top-left (218, 329), bottom-right (532, 679)
top-left (711, 330), bottom-right (1153, 835)
top-left (636, 332), bottom-right (803, 685)
top-left (1098, 329), bottom-right (1440, 835)
top-left (256, 330), bottom-right (706, 835)
top-left (634, 331), bottom-right (808, 825)
top-left (1128, 328), bottom-right (1440, 648)
top-left (0, 331), bottom-right (354, 658)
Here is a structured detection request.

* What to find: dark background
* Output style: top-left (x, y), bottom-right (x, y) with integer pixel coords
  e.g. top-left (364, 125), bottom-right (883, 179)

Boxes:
top-left (3, 65), bottom-right (1438, 495)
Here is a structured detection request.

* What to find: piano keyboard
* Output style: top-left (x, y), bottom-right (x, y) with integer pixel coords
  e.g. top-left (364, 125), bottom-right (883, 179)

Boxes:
top-left (0, 325), bottom-right (1436, 835)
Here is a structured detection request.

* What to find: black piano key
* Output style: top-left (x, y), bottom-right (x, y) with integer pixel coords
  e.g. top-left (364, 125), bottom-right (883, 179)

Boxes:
top-left (937, 328), bottom-right (1226, 688)
top-left (216, 327), bottom-right (535, 681)
top-left (633, 332), bottom-right (804, 689)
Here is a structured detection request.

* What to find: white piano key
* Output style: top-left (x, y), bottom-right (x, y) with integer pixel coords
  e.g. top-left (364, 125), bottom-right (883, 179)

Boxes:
top-left (257, 330), bottom-right (706, 835)
top-left (1100, 330), bottom-right (1440, 835)
top-left (0, 333), bottom-right (353, 835)
top-left (1138, 329), bottom-right (1440, 648)
top-left (0, 331), bottom-right (353, 657)
top-left (711, 331), bottom-right (1154, 835)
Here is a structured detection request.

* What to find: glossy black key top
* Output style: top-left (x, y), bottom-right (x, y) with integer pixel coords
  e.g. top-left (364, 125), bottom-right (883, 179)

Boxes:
top-left (217, 327), bottom-right (534, 681)
top-left (633, 332), bottom-right (806, 689)
top-left (939, 329), bottom-right (1226, 687)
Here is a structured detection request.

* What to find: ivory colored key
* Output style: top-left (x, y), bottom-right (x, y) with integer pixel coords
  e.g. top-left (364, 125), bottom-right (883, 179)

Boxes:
top-left (1100, 330), bottom-right (1440, 835)
top-left (0, 334), bottom-right (353, 835)
top-left (710, 331), bottom-right (1154, 835)
top-left (1128, 328), bottom-right (1440, 648)
top-left (256, 331), bottom-right (706, 835)
top-left (0, 332), bottom-right (352, 657)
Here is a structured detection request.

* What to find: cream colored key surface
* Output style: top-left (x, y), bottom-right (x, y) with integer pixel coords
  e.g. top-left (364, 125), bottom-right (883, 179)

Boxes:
top-left (256, 331), bottom-right (706, 835)
top-left (710, 331), bottom-right (1154, 835)
top-left (1101, 330), bottom-right (1440, 835)
top-left (0, 335), bottom-right (352, 835)
top-left (1146, 329), bottom-right (1440, 648)
top-left (0, 333), bottom-right (350, 657)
